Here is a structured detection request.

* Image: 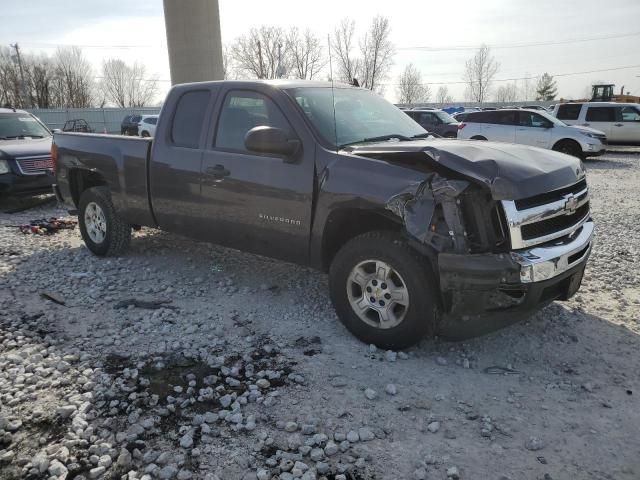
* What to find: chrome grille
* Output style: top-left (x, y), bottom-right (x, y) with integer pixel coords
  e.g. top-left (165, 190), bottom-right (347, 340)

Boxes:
top-left (16, 155), bottom-right (53, 175)
top-left (502, 178), bottom-right (590, 249)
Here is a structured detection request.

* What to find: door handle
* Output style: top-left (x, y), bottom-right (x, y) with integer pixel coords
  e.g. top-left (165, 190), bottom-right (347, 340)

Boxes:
top-left (205, 164), bottom-right (230, 178)
top-left (614, 123), bottom-right (624, 127)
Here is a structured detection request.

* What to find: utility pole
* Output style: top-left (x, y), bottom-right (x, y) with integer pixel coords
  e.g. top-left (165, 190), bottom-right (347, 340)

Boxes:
top-left (10, 42), bottom-right (28, 107)
top-left (257, 40), bottom-right (265, 79)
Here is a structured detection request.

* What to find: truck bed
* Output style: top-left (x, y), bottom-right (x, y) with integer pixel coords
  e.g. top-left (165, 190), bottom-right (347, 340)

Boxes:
top-left (54, 133), bottom-right (154, 226)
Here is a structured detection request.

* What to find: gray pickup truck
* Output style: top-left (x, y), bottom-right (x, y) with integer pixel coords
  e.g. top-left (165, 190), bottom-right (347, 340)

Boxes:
top-left (52, 80), bottom-right (593, 348)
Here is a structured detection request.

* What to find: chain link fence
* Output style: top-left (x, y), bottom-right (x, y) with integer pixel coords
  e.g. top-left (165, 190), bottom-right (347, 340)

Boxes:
top-left (25, 107), bottom-right (162, 134)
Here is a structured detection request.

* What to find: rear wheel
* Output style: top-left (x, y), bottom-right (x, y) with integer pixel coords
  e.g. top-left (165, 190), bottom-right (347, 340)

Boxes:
top-left (470, 135), bottom-right (487, 140)
top-left (141, 131), bottom-right (150, 138)
top-left (553, 139), bottom-right (582, 158)
top-left (329, 231), bottom-right (439, 349)
top-left (78, 186), bottom-right (131, 256)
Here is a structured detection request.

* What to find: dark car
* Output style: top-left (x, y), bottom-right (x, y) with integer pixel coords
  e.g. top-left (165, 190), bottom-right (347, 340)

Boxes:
top-left (53, 80), bottom-right (593, 348)
top-left (404, 109), bottom-right (460, 138)
top-left (63, 119), bottom-right (94, 133)
top-left (121, 115), bottom-right (142, 136)
top-left (0, 108), bottom-right (54, 196)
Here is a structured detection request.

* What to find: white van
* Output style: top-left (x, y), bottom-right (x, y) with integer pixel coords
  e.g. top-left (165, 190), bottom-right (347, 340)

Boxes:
top-left (457, 109), bottom-right (606, 158)
top-left (551, 102), bottom-right (640, 143)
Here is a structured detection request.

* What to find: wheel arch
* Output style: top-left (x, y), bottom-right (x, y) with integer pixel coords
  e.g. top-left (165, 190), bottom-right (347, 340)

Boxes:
top-left (320, 208), bottom-right (403, 272)
top-left (69, 168), bottom-right (108, 207)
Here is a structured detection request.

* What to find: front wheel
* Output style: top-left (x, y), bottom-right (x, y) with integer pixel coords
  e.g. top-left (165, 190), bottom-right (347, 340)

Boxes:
top-left (329, 231), bottom-right (440, 349)
top-left (78, 186), bottom-right (131, 256)
top-left (553, 139), bottom-right (582, 158)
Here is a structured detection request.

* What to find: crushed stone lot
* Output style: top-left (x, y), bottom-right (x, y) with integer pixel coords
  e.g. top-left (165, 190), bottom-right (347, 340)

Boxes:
top-left (1, 150), bottom-right (639, 480)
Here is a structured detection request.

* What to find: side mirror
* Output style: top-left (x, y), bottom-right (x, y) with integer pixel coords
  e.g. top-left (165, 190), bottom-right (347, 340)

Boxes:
top-left (245, 126), bottom-right (300, 159)
top-left (52, 128), bottom-right (62, 133)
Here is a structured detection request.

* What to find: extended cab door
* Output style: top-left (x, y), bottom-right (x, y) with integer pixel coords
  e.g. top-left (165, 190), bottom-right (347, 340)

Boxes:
top-left (613, 105), bottom-right (640, 142)
top-left (149, 86), bottom-right (219, 232)
top-left (515, 111), bottom-right (553, 148)
top-left (581, 105), bottom-right (615, 139)
top-left (199, 87), bottom-right (315, 264)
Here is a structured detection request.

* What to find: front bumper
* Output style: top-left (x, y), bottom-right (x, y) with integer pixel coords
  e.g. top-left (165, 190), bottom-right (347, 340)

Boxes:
top-left (0, 172), bottom-right (54, 195)
top-left (581, 139), bottom-right (606, 156)
top-left (437, 220), bottom-right (593, 339)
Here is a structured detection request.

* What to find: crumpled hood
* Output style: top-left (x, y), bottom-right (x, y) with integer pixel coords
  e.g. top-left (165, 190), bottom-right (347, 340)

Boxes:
top-left (345, 139), bottom-right (585, 200)
top-left (0, 137), bottom-right (52, 159)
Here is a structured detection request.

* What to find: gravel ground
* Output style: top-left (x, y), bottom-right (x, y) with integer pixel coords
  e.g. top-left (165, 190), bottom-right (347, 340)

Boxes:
top-left (1, 151), bottom-right (639, 480)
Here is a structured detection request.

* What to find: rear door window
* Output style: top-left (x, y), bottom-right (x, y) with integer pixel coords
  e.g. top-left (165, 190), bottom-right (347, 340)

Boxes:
top-left (620, 106), bottom-right (640, 122)
top-left (557, 104), bottom-right (582, 120)
top-left (171, 90), bottom-right (211, 148)
top-left (585, 107), bottom-right (616, 122)
top-left (492, 111), bottom-right (516, 125)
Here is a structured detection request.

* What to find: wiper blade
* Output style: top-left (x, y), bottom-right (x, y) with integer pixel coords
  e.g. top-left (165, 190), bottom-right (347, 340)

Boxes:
top-left (411, 133), bottom-right (433, 139)
top-left (1, 135), bottom-right (26, 139)
top-left (362, 134), bottom-right (412, 142)
top-left (339, 134), bottom-right (412, 149)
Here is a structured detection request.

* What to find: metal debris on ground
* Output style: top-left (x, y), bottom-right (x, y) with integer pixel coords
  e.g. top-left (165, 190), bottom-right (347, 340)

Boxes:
top-left (40, 291), bottom-right (66, 305)
top-left (113, 298), bottom-right (177, 310)
top-left (483, 366), bottom-right (523, 375)
top-left (14, 217), bottom-right (77, 235)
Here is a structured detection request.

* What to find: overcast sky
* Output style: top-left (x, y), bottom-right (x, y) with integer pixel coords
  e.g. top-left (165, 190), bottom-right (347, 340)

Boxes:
top-left (2, 0), bottom-right (640, 103)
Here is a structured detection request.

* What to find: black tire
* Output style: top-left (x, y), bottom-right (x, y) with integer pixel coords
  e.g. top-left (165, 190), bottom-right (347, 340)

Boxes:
top-left (141, 131), bottom-right (150, 138)
top-left (329, 231), bottom-right (440, 349)
top-left (444, 132), bottom-right (457, 139)
top-left (78, 186), bottom-right (131, 256)
top-left (553, 139), bottom-right (582, 158)
top-left (470, 135), bottom-right (487, 140)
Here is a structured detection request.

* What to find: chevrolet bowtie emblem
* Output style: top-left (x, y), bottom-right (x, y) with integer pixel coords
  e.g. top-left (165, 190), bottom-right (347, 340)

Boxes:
top-left (564, 194), bottom-right (579, 215)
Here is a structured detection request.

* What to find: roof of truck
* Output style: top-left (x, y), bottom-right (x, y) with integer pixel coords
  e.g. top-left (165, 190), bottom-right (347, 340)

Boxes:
top-left (0, 107), bottom-right (29, 114)
top-left (176, 79), bottom-right (357, 90)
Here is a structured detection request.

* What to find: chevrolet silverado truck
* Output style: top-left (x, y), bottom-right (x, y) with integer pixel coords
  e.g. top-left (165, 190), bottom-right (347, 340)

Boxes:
top-left (0, 108), bottom-right (54, 195)
top-left (52, 80), bottom-right (594, 348)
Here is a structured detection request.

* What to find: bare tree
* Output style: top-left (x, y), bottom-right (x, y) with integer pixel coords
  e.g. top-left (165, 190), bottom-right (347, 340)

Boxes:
top-left (463, 44), bottom-right (499, 104)
top-left (27, 55), bottom-right (55, 108)
top-left (222, 45), bottom-right (232, 80)
top-left (331, 18), bottom-right (360, 83)
top-left (519, 73), bottom-right (535, 101)
top-left (230, 26), bottom-right (289, 79)
top-left (494, 82), bottom-right (518, 103)
top-left (52, 47), bottom-right (94, 107)
top-left (101, 59), bottom-right (158, 107)
top-left (0, 46), bottom-right (21, 107)
top-left (286, 27), bottom-right (327, 80)
top-left (396, 64), bottom-right (430, 104)
top-left (435, 85), bottom-right (453, 105)
top-left (359, 16), bottom-right (394, 92)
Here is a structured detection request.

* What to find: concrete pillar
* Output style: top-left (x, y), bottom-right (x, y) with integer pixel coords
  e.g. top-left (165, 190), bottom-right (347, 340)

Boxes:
top-left (163, 0), bottom-right (224, 85)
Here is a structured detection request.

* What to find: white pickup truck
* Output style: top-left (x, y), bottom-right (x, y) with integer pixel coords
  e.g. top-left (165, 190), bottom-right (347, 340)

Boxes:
top-left (457, 108), bottom-right (607, 159)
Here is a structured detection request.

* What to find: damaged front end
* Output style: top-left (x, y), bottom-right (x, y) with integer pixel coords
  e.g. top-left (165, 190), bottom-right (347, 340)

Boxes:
top-left (348, 142), bottom-right (593, 339)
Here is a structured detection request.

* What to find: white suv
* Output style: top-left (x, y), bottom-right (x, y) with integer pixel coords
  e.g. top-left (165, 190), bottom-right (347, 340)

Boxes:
top-left (138, 115), bottom-right (159, 138)
top-left (457, 109), bottom-right (606, 158)
top-left (551, 102), bottom-right (640, 143)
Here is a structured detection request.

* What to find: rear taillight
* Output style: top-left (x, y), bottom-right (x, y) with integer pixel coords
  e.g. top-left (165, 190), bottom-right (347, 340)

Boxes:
top-left (458, 123), bottom-right (466, 130)
top-left (51, 143), bottom-right (58, 171)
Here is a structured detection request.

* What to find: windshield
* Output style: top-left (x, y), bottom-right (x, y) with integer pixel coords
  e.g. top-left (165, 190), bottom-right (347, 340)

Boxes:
top-left (286, 87), bottom-right (426, 148)
top-left (434, 111), bottom-right (458, 124)
top-left (0, 113), bottom-right (51, 139)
